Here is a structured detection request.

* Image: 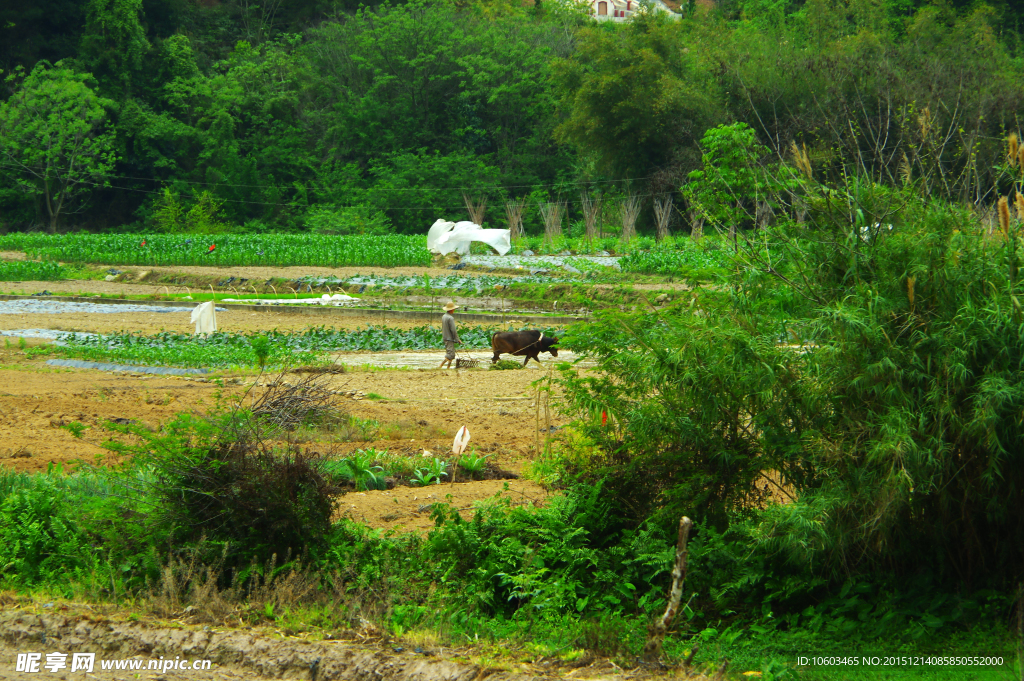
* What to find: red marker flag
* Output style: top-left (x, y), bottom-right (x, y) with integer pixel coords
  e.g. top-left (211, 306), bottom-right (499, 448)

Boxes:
top-left (140, 239), bottom-right (146, 247)
top-left (207, 244), bottom-right (216, 253)
top-left (601, 410), bottom-right (608, 426)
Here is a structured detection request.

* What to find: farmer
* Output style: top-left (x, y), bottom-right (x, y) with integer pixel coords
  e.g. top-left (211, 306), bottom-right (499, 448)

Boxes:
top-left (439, 300), bottom-right (462, 369)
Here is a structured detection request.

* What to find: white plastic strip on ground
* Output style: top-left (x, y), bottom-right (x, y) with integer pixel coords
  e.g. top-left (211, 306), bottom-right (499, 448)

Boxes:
top-left (221, 293), bottom-right (358, 306)
top-left (46, 359), bottom-right (208, 375)
top-left (0, 329), bottom-right (98, 343)
top-left (463, 255), bottom-right (621, 270)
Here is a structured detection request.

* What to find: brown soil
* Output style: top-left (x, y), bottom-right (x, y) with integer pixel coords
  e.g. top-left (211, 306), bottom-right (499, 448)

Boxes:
top-left (0, 308), bottom-right (440, 336)
top-left (0, 260), bottom-right (572, 535)
top-left (337, 480), bottom-right (549, 534)
top-left (0, 607), bottom-right (707, 681)
top-left (0, 354), bottom-right (563, 532)
top-left (0, 364), bottom-right (249, 471)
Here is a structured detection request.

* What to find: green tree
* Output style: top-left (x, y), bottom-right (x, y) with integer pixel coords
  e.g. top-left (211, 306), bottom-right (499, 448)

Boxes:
top-left (360, 149), bottom-right (502, 232)
top-left (0, 62), bottom-right (117, 232)
top-left (78, 0), bottom-right (152, 98)
top-left (683, 122), bottom-right (794, 240)
top-left (551, 13), bottom-right (722, 180)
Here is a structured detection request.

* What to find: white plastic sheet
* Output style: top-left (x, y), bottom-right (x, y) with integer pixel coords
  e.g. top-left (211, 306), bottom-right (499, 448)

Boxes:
top-left (427, 219), bottom-right (511, 256)
top-left (320, 293), bottom-right (358, 305)
top-left (190, 301), bottom-right (217, 335)
top-left (427, 219), bottom-right (456, 253)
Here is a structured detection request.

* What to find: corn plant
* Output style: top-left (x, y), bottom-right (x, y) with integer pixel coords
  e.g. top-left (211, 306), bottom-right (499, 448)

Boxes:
top-left (0, 233), bottom-right (431, 268)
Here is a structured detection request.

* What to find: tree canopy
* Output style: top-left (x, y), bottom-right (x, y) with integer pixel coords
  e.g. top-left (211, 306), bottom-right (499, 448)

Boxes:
top-left (0, 0), bottom-right (1018, 235)
top-left (0, 62), bottom-right (116, 232)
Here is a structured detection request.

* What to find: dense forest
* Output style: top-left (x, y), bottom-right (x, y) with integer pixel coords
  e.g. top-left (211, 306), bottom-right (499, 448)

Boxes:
top-left (1, 0), bottom-right (1022, 235)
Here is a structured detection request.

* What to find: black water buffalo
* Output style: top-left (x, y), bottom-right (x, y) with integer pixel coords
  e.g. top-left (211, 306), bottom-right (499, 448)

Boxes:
top-left (491, 330), bottom-right (559, 367)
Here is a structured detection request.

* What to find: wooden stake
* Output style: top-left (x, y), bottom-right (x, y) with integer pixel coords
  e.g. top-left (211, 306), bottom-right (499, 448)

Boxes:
top-left (543, 390), bottom-right (551, 454)
top-left (534, 386), bottom-right (541, 456)
top-left (643, 516), bottom-right (693, 663)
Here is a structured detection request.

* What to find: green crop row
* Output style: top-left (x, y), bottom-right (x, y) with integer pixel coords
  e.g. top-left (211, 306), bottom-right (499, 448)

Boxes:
top-left (0, 233), bottom-right (431, 268)
top-left (54, 324), bottom-right (564, 368)
top-left (0, 260), bottom-right (68, 281)
top-left (619, 245), bottom-right (731, 275)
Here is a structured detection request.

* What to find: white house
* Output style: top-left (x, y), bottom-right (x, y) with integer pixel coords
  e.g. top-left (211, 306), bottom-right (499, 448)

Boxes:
top-left (591, 0), bottom-right (637, 20)
top-left (586, 0), bottom-right (679, 21)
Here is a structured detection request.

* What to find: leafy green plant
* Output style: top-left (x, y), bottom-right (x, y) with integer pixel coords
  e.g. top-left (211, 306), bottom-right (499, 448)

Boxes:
top-left (250, 334), bottom-right (271, 371)
top-left (0, 478), bottom-right (94, 584)
top-left (490, 359), bottom-right (523, 371)
top-left (0, 233), bottom-right (432, 268)
top-left (61, 421), bottom-right (87, 438)
top-left (426, 457), bottom-right (449, 480)
top-left (410, 468), bottom-right (441, 486)
top-left (105, 412), bottom-right (340, 570)
top-left (457, 451), bottom-right (490, 479)
top-left (343, 449), bottom-right (387, 491)
top-left (0, 260), bottom-right (68, 281)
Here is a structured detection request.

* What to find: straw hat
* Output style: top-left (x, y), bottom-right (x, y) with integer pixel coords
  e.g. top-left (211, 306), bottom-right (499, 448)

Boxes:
top-left (443, 301), bottom-right (459, 312)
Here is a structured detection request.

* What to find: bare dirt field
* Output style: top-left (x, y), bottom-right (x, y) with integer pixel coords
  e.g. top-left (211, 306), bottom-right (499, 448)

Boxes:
top-left (0, 307), bottom-right (443, 336)
top-left (0, 350), bottom-right (564, 533)
top-left (0, 258), bottom-right (580, 536)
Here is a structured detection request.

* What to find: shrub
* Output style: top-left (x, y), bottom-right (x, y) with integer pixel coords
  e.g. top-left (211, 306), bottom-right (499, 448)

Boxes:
top-left (0, 479), bottom-right (93, 584)
top-left (559, 190), bottom-right (1024, 591)
top-left (109, 413), bottom-right (340, 569)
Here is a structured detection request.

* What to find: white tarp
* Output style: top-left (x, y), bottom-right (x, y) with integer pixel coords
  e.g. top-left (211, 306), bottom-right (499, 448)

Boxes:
top-left (427, 219), bottom-right (511, 256)
top-left (427, 219), bottom-right (456, 252)
top-left (190, 301), bottom-right (217, 335)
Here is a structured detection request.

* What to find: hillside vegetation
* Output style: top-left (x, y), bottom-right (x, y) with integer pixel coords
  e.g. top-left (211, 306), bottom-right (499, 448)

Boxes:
top-left (1, 1), bottom-right (1023, 678)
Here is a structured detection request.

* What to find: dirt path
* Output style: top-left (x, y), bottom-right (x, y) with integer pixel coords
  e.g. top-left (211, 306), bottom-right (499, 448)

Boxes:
top-left (0, 607), bottom-right (702, 681)
top-left (0, 609), bottom-right (516, 681)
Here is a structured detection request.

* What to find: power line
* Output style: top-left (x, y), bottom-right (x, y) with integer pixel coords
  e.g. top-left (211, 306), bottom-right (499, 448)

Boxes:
top-left (0, 161), bottom-right (669, 211)
top-left (0, 161), bottom-right (653, 194)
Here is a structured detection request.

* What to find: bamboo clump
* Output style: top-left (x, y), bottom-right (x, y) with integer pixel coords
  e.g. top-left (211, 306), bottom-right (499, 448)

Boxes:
top-left (539, 201), bottom-right (564, 248)
top-left (653, 196), bottom-right (672, 242)
top-left (463, 193), bottom-right (487, 226)
top-left (580, 192), bottom-right (601, 249)
top-left (619, 193), bottom-right (641, 244)
top-left (504, 197), bottom-right (527, 241)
